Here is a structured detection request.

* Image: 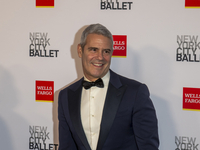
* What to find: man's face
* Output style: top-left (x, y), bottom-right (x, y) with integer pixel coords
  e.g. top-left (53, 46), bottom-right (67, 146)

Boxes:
top-left (77, 34), bottom-right (113, 81)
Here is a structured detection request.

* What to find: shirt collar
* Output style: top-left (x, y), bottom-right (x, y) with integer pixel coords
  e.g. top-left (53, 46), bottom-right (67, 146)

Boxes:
top-left (83, 70), bottom-right (110, 87)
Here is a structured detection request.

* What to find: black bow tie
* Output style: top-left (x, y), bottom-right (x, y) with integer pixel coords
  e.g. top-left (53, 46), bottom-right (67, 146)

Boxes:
top-left (82, 78), bottom-right (104, 89)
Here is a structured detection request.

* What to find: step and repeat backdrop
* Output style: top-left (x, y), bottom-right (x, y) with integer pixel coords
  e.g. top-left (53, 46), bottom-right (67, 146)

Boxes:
top-left (1, 0), bottom-right (200, 149)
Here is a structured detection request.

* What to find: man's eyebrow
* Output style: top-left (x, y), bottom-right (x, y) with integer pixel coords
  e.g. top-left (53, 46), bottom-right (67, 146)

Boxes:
top-left (88, 47), bottom-right (111, 51)
top-left (88, 47), bottom-right (99, 50)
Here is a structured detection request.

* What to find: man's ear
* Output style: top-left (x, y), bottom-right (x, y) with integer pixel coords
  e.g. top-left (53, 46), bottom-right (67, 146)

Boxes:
top-left (77, 44), bottom-right (83, 58)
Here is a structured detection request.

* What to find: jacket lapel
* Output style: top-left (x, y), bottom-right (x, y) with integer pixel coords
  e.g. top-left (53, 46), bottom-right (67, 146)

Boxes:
top-left (68, 78), bottom-right (91, 150)
top-left (96, 70), bottom-right (127, 150)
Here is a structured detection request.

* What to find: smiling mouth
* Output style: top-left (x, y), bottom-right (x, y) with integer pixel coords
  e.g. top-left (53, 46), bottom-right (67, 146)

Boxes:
top-left (93, 63), bottom-right (103, 67)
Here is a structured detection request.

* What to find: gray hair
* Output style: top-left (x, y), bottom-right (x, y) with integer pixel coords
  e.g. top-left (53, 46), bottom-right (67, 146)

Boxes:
top-left (80, 23), bottom-right (113, 50)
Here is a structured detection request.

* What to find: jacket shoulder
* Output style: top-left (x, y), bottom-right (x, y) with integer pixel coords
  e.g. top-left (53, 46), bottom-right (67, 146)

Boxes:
top-left (59, 77), bottom-right (83, 96)
top-left (119, 75), bottom-right (141, 86)
top-left (112, 71), bottom-right (143, 89)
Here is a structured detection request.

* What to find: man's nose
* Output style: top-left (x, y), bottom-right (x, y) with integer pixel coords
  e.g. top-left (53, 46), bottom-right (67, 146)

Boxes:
top-left (97, 51), bottom-right (103, 60)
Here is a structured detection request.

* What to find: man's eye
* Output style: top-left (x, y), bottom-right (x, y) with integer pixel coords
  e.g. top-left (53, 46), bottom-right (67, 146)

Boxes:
top-left (104, 50), bottom-right (110, 54)
top-left (89, 48), bottom-right (97, 51)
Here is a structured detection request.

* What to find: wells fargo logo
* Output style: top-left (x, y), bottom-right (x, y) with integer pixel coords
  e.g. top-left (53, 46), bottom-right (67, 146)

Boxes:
top-left (183, 87), bottom-right (200, 111)
top-left (36, 0), bottom-right (54, 8)
top-left (112, 35), bottom-right (127, 58)
top-left (185, 0), bottom-right (200, 8)
top-left (35, 80), bottom-right (54, 102)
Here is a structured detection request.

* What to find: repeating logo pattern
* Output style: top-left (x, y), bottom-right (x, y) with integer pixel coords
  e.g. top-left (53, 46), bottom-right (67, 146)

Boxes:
top-left (100, 0), bottom-right (133, 10)
top-left (185, 0), bottom-right (200, 8)
top-left (29, 32), bottom-right (59, 58)
top-left (176, 35), bottom-right (200, 62)
top-left (29, 125), bottom-right (58, 149)
top-left (35, 81), bottom-right (54, 102)
top-left (36, 0), bottom-right (54, 8)
top-left (112, 35), bottom-right (127, 57)
top-left (183, 87), bottom-right (200, 111)
top-left (175, 136), bottom-right (199, 150)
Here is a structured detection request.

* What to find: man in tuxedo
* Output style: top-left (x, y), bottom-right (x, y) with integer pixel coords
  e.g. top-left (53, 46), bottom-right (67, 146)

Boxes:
top-left (58, 23), bottom-right (159, 150)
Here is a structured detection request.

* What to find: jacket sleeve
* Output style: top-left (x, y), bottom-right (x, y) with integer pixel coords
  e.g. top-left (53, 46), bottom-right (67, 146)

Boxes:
top-left (58, 90), bottom-right (78, 150)
top-left (132, 84), bottom-right (159, 150)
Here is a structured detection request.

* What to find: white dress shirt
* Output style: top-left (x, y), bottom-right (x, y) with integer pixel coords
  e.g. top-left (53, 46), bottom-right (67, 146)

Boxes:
top-left (81, 71), bottom-right (110, 150)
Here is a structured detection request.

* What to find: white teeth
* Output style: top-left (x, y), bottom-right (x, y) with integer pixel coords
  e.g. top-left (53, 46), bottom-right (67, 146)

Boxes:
top-left (94, 63), bottom-right (103, 66)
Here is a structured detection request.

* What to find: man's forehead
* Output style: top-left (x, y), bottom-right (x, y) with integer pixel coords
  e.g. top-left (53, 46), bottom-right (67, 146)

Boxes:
top-left (85, 34), bottom-right (112, 45)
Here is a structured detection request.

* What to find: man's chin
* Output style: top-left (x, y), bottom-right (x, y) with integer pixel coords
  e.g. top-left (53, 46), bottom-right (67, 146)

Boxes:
top-left (89, 73), bottom-right (104, 80)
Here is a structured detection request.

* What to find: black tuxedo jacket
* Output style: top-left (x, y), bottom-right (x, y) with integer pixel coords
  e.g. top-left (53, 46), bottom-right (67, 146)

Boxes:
top-left (58, 70), bottom-right (159, 150)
